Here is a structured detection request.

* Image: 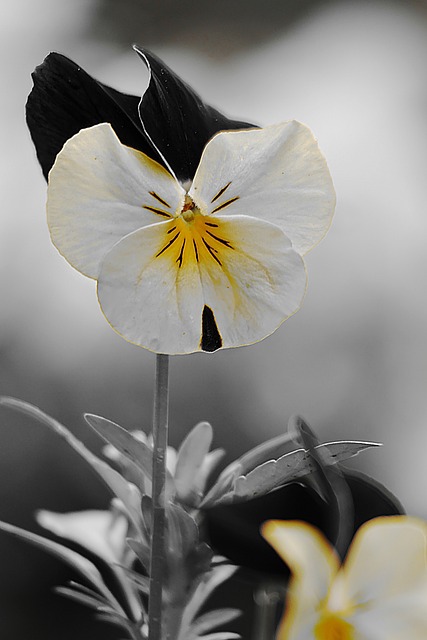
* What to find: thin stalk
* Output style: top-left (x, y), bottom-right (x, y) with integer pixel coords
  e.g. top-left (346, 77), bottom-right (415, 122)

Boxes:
top-left (252, 583), bottom-right (284, 640)
top-left (149, 354), bottom-right (170, 640)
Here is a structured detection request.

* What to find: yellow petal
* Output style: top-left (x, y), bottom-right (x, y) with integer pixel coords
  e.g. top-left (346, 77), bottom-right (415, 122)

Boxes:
top-left (47, 123), bottom-right (184, 278)
top-left (262, 520), bottom-right (340, 639)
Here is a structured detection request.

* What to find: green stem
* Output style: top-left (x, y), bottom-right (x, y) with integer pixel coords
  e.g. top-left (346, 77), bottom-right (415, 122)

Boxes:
top-left (149, 354), bottom-right (170, 640)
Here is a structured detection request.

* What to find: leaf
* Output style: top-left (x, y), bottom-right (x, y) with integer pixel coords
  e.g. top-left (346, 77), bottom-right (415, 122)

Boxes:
top-left (166, 503), bottom-right (199, 557)
top-left (118, 567), bottom-right (150, 594)
top-left (199, 634), bottom-right (240, 640)
top-left (85, 414), bottom-right (177, 502)
top-left (233, 431), bottom-right (297, 476)
top-left (126, 539), bottom-right (150, 572)
top-left (204, 439), bottom-right (381, 506)
top-left (84, 414), bottom-right (152, 478)
top-left (191, 609), bottom-right (241, 634)
top-left (174, 422), bottom-right (213, 504)
top-left (291, 415), bottom-right (354, 558)
top-left (56, 586), bottom-right (113, 612)
top-left (0, 398), bottom-right (143, 533)
top-left (179, 565), bottom-right (238, 637)
top-left (0, 520), bottom-right (124, 613)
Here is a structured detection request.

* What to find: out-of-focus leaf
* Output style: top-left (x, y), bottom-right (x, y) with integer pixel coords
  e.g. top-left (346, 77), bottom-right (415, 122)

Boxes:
top-left (191, 609), bottom-right (241, 634)
top-left (119, 567), bottom-right (150, 594)
top-left (178, 564), bottom-right (238, 639)
top-left (127, 539), bottom-right (150, 572)
top-left (0, 398), bottom-right (143, 533)
top-left (56, 586), bottom-right (113, 612)
top-left (0, 520), bottom-right (124, 612)
top-left (198, 634), bottom-right (240, 640)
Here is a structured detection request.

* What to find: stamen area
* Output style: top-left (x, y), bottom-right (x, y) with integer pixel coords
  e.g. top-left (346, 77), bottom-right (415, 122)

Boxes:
top-left (155, 204), bottom-right (234, 270)
top-left (314, 613), bottom-right (355, 640)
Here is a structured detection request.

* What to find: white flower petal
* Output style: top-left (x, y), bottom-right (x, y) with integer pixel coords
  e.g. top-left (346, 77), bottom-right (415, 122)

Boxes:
top-left (344, 516), bottom-right (427, 607)
top-left (97, 220), bottom-right (205, 354)
top-left (195, 215), bottom-right (306, 350)
top-left (37, 509), bottom-right (128, 564)
top-left (262, 521), bottom-right (340, 639)
top-left (47, 123), bottom-right (185, 278)
top-left (352, 589), bottom-right (427, 639)
top-left (97, 214), bottom-right (305, 354)
top-left (189, 121), bottom-right (335, 255)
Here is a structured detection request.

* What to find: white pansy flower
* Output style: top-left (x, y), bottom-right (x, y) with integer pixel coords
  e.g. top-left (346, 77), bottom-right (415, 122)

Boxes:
top-left (47, 120), bottom-right (334, 354)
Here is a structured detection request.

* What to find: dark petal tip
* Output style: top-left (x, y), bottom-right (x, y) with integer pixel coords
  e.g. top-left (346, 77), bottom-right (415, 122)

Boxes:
top-left (201, 306), bottom-right (222, 352)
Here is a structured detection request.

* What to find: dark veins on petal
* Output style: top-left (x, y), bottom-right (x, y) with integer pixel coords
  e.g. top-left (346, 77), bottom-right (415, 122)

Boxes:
top-left (26, 47), bottom-right (255, 182)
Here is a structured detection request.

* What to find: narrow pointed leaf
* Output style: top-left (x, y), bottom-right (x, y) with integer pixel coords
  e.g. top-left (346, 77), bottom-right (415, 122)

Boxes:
top-left (119, 566), bottom-right (150, 594)
top-left (56, 586), bottom-right (113, 612)
top-left (180, 565), bottom-right (238, 631)
top-left (0, 520), bottom-right (123, 612)
top-left (84, 414), bottom-right (152, 478)
top-left (192, 609), bottom-right (241, 634)
top-left (199, 633), bottom-right (240, 640)
top-left (0, 397), bottom-right (142, 532)
top-left (127, 539), bottom-right (150, 571)
top-left (204, 440), bottom-right (380, 506)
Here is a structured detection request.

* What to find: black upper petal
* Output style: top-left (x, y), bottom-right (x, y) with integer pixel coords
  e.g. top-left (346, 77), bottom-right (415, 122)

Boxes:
top-left (26, 52), bottom-right (156, 180)
top-left (203, 469), bottom-right (404, 577)
top-left (134, 46), bottom-right (255, 183)
top-left (26, 47), bottom-right (255, 182)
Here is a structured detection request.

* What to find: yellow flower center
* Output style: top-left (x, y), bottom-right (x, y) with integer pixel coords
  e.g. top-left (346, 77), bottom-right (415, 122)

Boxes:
top-left (314, 613), bottom-right (355, 640)
top-left (149, 194), bottom-right (235, 269)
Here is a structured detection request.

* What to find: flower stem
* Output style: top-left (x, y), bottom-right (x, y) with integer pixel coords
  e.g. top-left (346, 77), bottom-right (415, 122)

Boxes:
top-left (252, 583), bottom-right (284, 640)
top-left (149, 354), bottom-right (170, 640)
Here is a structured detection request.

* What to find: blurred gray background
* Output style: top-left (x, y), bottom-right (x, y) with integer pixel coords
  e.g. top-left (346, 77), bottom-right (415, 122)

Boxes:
top-left (1, 0), bottom-right (427, 637)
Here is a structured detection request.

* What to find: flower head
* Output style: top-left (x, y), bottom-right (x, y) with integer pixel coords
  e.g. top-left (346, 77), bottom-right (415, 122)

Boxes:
top-left (262, 516), bottom-right (427, 639)
top-left (28, 48), bottom-right (335, 354)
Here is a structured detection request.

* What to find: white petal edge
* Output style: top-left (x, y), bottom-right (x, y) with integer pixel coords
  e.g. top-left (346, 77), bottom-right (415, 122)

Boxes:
top-left (47, 123), bottom-right (185, 278)
top-left (262, 520), bottom-right (340, 639)
top-left (189, 121), bottom-right (335, 255)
